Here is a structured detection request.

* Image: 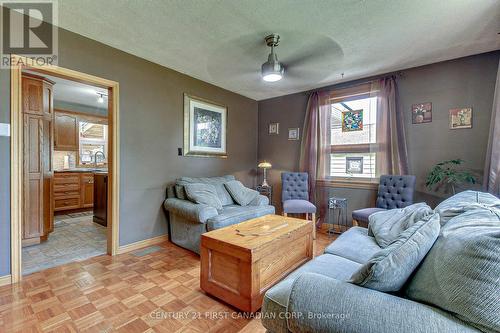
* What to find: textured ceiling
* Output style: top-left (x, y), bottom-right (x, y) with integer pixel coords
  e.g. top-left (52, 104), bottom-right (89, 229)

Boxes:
top-left (57, 0), bottom-right (500, 100)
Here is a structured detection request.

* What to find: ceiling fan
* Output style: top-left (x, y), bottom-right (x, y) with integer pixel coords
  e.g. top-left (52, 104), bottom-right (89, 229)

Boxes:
top-left (259, 32), bottom-right (342, 84)
top-left (261, 33), bottom-right (285, 82)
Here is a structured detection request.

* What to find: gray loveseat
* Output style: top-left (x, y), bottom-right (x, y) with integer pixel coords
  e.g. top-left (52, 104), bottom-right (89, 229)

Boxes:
top-left (164, 175), bottom-right (275, 254)
top-left (262, 191), bottom-right (500, 333)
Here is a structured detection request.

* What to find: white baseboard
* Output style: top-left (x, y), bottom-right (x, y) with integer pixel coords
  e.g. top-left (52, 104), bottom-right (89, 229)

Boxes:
top-left (0, 275), bottom-right (12, 287)
top-left (117, 234), bottom-right (168, 254)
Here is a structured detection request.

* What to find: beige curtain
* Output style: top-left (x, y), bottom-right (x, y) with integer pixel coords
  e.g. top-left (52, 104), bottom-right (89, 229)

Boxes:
top-left (375, 76), bottom-right (409, 175)
top-left (483, 59), bottom-right (500, 196)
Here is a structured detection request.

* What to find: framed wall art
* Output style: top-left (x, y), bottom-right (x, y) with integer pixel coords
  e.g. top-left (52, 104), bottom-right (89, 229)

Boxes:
top-left (184, 94), bottom-right (227, 157)
top-left (449, 107), bottom-right (472, 129)
top-left (269, 122), bottom-right (279, 135)
top-left (412, 102), bottom-right (432, 124)
top-left (288, 128), bottom-right (300, 140)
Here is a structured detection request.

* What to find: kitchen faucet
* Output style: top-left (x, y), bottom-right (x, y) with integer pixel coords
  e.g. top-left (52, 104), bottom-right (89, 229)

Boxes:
top-left (94, 151), bottom-right (106, 167)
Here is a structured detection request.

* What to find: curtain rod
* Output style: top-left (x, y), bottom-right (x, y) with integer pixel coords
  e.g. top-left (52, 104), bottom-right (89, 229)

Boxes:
top-left (305, 71), bottom-right (404, 96)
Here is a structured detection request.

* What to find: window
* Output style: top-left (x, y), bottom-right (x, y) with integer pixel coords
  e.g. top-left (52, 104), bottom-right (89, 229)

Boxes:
top-left (78, 120), bottom-right (108, 166)
top-left (329, 84), bottom-right (378, 180)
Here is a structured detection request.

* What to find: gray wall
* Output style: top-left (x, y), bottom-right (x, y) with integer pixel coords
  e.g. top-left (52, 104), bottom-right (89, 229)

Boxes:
top-left (258, 51), bottom-right (500, 217)
top-left (0, 28), bottom-right (258, 276)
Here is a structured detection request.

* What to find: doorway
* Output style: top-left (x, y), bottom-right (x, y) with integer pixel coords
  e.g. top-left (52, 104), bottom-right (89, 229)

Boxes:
top-left (10, 55), bottom-right (120, 283)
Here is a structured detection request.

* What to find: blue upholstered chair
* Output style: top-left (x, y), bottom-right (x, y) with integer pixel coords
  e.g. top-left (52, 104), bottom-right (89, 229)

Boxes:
top-left (352, 175), bottom-right (416, 226)
top-left (281, 172), bottom-right (317, 239)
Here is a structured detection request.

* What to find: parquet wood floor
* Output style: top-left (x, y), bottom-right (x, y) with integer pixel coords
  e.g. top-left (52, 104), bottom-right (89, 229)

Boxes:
top-left (0, 230), bottom-right (335, 333)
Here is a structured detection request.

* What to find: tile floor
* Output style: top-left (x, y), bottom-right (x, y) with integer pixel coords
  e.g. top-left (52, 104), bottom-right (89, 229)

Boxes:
top-left (22, 212), bottom-right (107, 275)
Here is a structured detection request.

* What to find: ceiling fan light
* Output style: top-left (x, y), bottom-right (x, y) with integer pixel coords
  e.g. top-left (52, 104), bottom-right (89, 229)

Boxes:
top-left (261, 57), bottom-right (284, 82)
top-left (262, 73), bottom-right (283, 82)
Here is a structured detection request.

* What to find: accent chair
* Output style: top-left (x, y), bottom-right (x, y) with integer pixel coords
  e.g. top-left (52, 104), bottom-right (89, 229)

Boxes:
top-left (352, 174), bottom-right (416, 226)
top-left (281, 172), bottom-right (317, 239)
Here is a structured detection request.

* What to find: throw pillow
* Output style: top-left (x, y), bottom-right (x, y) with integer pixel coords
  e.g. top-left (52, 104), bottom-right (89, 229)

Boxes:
top-left (184, 183), bottom-right (223, 211)
top-left (405, 207), bottom-right (500, 333)
top-left (350, 213), bottom-right (440, 292)
top-left (179, 176), bottom-right (235, 205)
top-left (368, 203), bottom-right (433, 248)
top-left (175, 183), bottom-right (187, 200)
top-left (224, 180), bottom-right (259, 206)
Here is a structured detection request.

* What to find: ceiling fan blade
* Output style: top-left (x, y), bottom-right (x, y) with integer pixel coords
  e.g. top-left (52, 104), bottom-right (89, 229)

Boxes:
top-left (282, 35), bottom-right (343, 68)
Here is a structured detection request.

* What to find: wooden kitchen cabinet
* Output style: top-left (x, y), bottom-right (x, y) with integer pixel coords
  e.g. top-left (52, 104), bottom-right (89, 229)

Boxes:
top-left (81, 173), bottom-right (94, 208)
top-left (54, 111), bottom-right (78, 151)
top-left (22, 74), bottom-right (54, 247)
top-left (54, 172), bottom-right (95, 211)
top-left (54, 173), bottom-right (81, 211)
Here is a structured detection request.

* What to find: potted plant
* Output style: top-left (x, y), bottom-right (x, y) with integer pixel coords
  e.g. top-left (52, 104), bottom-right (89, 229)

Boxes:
top-left (426, 159), bottom-right (476, 195)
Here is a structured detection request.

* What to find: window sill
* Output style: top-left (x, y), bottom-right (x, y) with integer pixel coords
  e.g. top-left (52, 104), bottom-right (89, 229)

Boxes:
top-left (317, 178), bottom-right (379, 190)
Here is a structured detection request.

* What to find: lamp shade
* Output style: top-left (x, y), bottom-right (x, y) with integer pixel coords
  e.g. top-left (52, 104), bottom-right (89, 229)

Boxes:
top-left (258, 162), bottom-right (272, 169)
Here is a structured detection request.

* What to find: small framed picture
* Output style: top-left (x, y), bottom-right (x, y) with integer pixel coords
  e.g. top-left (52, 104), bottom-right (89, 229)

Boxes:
top-left (449, 108), bottom-right (472, 129)
top-left (346, 157), bottom-right (363, 174)
top-left (288, 128), bottom-right (300, 140)
top-left (269, 122), bottom-right (279, 135)
top-left (412, 102), bottom-right (432, 124)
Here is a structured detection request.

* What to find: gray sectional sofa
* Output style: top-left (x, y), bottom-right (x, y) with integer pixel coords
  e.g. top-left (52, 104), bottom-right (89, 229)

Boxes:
top-left (262, 191), bottom-right (500, 333)
top-left (164, 175), bottom-right (275, 254)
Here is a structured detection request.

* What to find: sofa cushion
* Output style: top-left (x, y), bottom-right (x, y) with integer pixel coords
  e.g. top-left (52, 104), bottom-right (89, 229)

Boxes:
top-left (206, 204), bottom-right (275, 231)
top-left (283, 199), bottom-right (316, 214)
top-left (350, 213), bottom-right (440, 292)
top-left (224, 180), bottom-right (259, 206)
top-left (405, 207), bottom-right (500, 333)
top-left (178, 175), bottom-right (235, 205)
top-left (368, 203), bottom-right (433, 248)
top-left (352, 207), bottom-right (386, 223)
top-left (262, 254), bottom-right (361, 333)
top-left (434, 190), bottom-right (500, 225)
top-left (324, 227), bottom-right (381, 264)
top-left (184, 183), bottom-right (222, 211)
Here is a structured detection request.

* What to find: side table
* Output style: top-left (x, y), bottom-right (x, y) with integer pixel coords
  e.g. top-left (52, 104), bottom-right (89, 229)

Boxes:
top-left (327, 197), bottom-right (348, 235)
top-left (256, 185), bottom-right (272, 205)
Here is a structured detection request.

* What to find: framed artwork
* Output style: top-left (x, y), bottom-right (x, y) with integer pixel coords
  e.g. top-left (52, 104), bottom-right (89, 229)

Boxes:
top-left (449, 108), bottom-right (472, 129)
top-left (183, 94), bottom-right (227, 157)
top-left (342, 110), bottom-right (363, 132)
top-left (346, 157), bottom-right (363, 174)
top-left (288, 128), bottom-right (300, 140)
top-left (269, 122), bottom-right (279, 135)
top-left (412, 102), bottom-right (432, 124)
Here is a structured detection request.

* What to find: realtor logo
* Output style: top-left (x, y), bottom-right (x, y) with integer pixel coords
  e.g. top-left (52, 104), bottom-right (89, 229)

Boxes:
top-left (1, 0), bottom-right (58, 68)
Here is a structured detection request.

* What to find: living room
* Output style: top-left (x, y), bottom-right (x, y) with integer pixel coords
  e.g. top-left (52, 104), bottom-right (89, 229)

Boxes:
top-left (0, 1), bottom-right (499, 332)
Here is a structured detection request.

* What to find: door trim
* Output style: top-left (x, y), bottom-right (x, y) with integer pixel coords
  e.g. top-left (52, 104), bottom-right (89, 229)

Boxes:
top-left (10, 55), bottom-right (120, 283)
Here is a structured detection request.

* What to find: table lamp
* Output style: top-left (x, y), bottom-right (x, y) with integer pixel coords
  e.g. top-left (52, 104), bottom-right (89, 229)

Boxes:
top-left (258, 161), bottom-right (272, 187)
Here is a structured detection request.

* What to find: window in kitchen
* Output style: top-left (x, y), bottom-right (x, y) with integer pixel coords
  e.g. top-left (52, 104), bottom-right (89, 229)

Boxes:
top-left (329, 84), bottom-right (378, 180)
top-left (78, 120), bottom-right (108, 166)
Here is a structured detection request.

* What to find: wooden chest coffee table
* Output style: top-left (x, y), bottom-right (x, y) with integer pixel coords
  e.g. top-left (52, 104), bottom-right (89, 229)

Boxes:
top-left (200, 214), bottom-right (313, 312)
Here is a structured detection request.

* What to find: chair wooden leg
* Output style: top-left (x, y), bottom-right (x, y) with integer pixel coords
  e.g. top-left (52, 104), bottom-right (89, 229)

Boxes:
top-left (352, 219), bottom-right (359, 227)
top-left (312, 213), bottom-right (316, 240)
